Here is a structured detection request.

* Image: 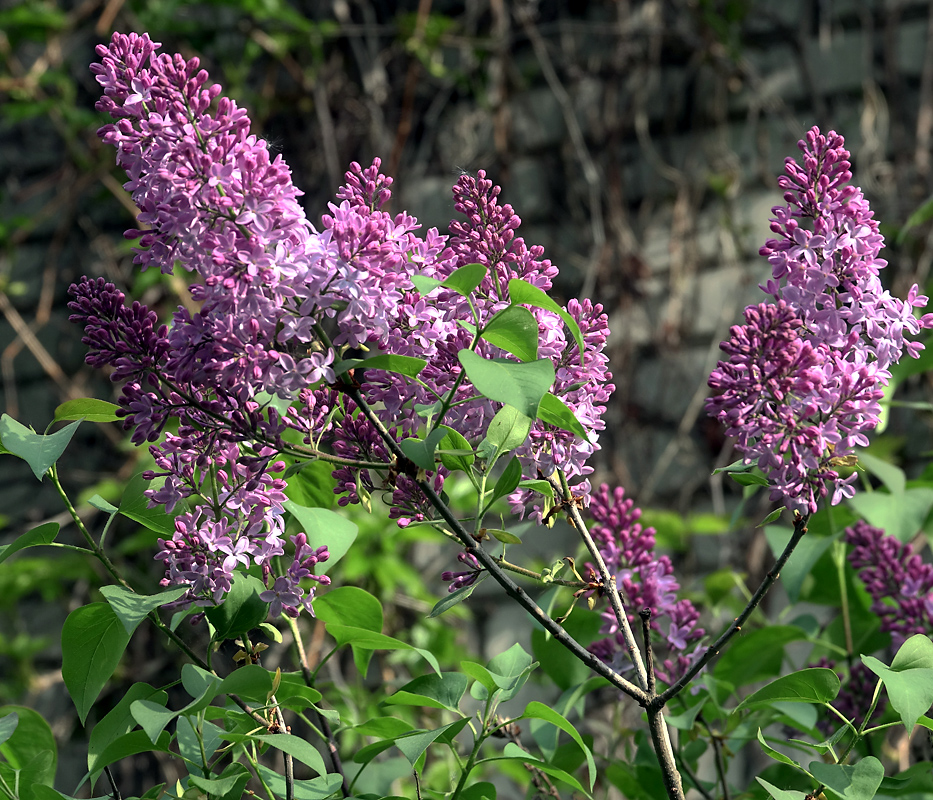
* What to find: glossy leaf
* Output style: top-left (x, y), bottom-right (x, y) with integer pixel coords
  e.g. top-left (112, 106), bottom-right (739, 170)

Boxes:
top-left (284, 500), bottom-right (358, 573)
top-left (507, 279), bottom-right (584, 358)
top-left (536, 392), bottom-right (589, 440)
top-left (0, 521), bottom-right (59, 565)
top-left (734, 669), bottom-right (840, 712)
top-left (437, 426), bottom-right (475, 473)
top-left (809, 757), bottom-right (884, 800)
top-left (361, 353), bottom-right (428, 378)
top-left (0, 706), bottom-right (56, 789)
top-left (99, 585), bottom-right (188, 637)
top-left (863, 634), bottom-right (933, 732)
top-left (488, 528), bottom-right (522, 544)
top-left (62, 603), bottom-right (132, 725)
top-left (476, 404), bottom-right (532, 464)
top-left (399, 427), bottom-right (447, 470)
top-left (0, 415), bottom-right (81, 480)
top-left (53, 398), bottom-right (121, 423)
top-left (203, 573), bottom-right (269, 641)
top-left (313, 587), bottom-right (383, 633)
top-left (481, 305), bottom-right (539, 362)
top-left (458, 349), bottom-right (554, 419)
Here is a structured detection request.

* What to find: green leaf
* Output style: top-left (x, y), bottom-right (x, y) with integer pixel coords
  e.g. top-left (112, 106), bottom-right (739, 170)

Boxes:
top-left (62, 603), bottom-right (132, 725)
top-left (460, 782), bottom-right (496, 800)
top-left (0, 415), bottom-right (81, 480)
top-left (519, 701), bottom-right (597, 789)
top-left (730, 471), bottom-right (770, 487)
top-left (275, 672), bottom-right (323, 711)
top-left (361, 353), bottom-right (428, 379)
top-left (487, 528), bottom-right (522, 544)
top-left (283, 500), bottom-right (358, 573)
top-left (734, 669), bottom-right (840, 712)
top-left (507, 279), bottom-right (584, 359)
top-left (518, 479), bottom-right (554, 497)
top-left (399, 427), bottom-right (447, 470)
top-left (481, 305), bottom-right (539, 362)
top-left (0, 706), bottom-right (56, 789)
top-left (326, 624), bottom-right (441, 673)
top-left (99, 585), bottom-right (188, 637)
top-left (862, 634), bottom-right (933, 732)
top-left (283, 459), bottom-right (338, 509)
top-left (53, 399), bottom-right (121, 423)
top-left (411, 275), bottom-right (443, 295)
top-left (428, 575), bottom-right (486, 617)
top-left (188, 763), bottom-right (251, 797)
top-left (755, 729), bottom-right (803, 769)
top-left (382, 673), bottom-right (469, 713)
top-left (713, 625), bottom-right (805, 688)
top-left (118, 472), bottom-right (176, 537)
top-left (0, 521), bottom-right (59, 564)
top-left (848, 487), bottom-right (933, 543)
top-left (32, 787), bottom-right (110, 800)
top-left (755, 778), bottom-right (807, 800)
top-left (0, 713), bottom-right (16, 747)
top-left (394, 719), bottom-right (471, 765)
top-left (437, 426), bottom-right (475, 473)
top-left (84, 731), bottom-right (172, 789)
top-left (857, 451), bottom-right (906, 495)
top-left (442, 262), bottom-right (487, 296)
top-left (536, 393), bottom-right (589, 440)
top-left (489, 456), bottom-right (523, 505)
top-left (712, 459), bottom-right (755, 475)
top-left (478, 742), bottom-right (589, 796)
top-left (87, 683), bottom-right (166, 785)
top-left (897, 193), bottom-right (933, 244)
top-left (203, 573), bottom-right (269, 641)
top-left (313, 587), bottom-right (383, 633)
top-left (459, 350), bottom-right (554, 419)
top-left (256, 733), bottom-right (328, 776)
top-left (255, 765), bottom-right (343, 800)
top-left (809, 757), bottom-right (884, 800)
top-left (130, 700), bottom-right (177, 744)
top-left (352, 717), bottom-right (414, 738)
top-left (217, 665), bottom-right (274, 703)
top-left (766, 526), bottom-right (840, 603)
top-left (470, 643), bottom-right (538, 701)
top-left (476, 404), bottom-right (533, 464)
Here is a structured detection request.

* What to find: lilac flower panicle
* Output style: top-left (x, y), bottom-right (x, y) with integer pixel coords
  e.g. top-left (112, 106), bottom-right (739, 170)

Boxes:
top-left (707, 127), bottom-right (933, 514)
top-left (586, 485), bottom-right (704, 684)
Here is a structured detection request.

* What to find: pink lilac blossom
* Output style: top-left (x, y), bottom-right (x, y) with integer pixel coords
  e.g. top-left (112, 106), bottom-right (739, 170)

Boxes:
top-left (585, 484), bottom-right (704, 685)
top-left (707, 127), bottom-right (933, 514)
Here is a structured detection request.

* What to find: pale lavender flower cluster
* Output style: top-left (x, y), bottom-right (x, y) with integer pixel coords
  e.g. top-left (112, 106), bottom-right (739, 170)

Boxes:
top-left (707, 127), bottom-right (933, 515)
top-left (846, 520), bottom-right (933, 645)
top-left (586, 484), bottom-right (704, 684)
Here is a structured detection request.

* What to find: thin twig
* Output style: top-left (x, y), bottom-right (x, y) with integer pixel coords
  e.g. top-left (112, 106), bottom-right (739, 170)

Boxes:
top-left (655, 513), bottom-right (810, 707)
top-left (640, 608), bottom-right (655, 696)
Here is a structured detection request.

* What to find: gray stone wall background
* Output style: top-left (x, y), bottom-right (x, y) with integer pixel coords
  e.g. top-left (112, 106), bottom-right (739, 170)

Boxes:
top-left (3, 0), bottom-right (933, 789)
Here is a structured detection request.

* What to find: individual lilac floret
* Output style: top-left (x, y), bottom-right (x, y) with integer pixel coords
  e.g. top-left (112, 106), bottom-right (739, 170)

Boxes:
top-left (586, 484), bottom-right (704, 684)
top-left (846, 521), bottom-right (933, 646)
top-left (441, 552), bottom-right (483, 593)
top-left (708, 127), bottom-right (932, 515)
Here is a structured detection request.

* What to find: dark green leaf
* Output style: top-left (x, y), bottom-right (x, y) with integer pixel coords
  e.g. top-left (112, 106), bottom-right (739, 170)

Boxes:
top-left (99, 585), bottom-right (188, 637)
top-left (458, 350), bottom-right (554, 419)
top-left (507, 279), bottom-right (584, 359)
top-left (765, 527), bottom-right (838, 603)
top-left (256, 733), bottom-right (328, 775)
top-left (255, 765), bottom-right (343, 800)
top-left (217, 665), bottom-right (274, 702)
top-left (394, 719), bottom-right (471, 765)
top-left (382, 673), bottom-right (469, 713)
top-left (897, 193), bottom-right (933, 244)
top-left (428, 575), bottom-right (486, 617)
top-left (481, 305), bottom-right (539, 362)
top-left (62, 604), bottom-right (132, 725)
top-left (730, 471), bottom-right (770, 487)
top-left (313, 587), bottom-right (383, 633)
top-left (863, 634), bottom-right (933, 732)
top-left (0, 706), bottom-right (56, 788)
top-left (735, 669), bottom-right (840, 712)
top-left (460, 782), bottom-right (496, 800)
top-left (809, 757), bottom-right (884, 800)
top-left (476, 404), bottom-right (532, 464)
top-left (118, 472), bottom-right (176, 537)
top-left (399, 427), bottom-right (447, 470)
top-left (53, 399), bottom-right (121, 423)
top-left (519, 701), bottom-right (596, 789)
top-left (203, 573), bottom-right (269, 641)
top-left (713, 626), bottom-right (805, 688)
top-left (0, 521), bottom-right (59, 565)
top-left (489, 457), bottom-right (523, 505)
top-left (188, 763), bottom-right (251, 796)
top-left (362, 353), bottom-right (428, 379)
top-left (87, 684), bottom-right (166, 785)
top-left (756, 729), bottom-right (803, 769)
top-left (536, 393), bottom-right (589, 440)
top-left (437, 426), bottom-right (475, 473)
top-left (0, 415), bottom-right (81, 480)
top-left (755, 778), bottom-right (807, 800)
top-left (32, 787), bottom-right (110, 800)
top-left (283, 500), bottom-right (358, 573)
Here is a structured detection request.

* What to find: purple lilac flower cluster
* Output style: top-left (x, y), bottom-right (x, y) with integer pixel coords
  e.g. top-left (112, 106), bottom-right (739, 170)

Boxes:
top-left (846, 520), bottom-right (933, 645)
top-left (707, 127), bottom-right (933, 515)
top-left (77, 32), bottom-right (615, 611)
top-left (811, 657), bottom-right (886, 733)
top-left (586, 484), bottom-right (704, 684)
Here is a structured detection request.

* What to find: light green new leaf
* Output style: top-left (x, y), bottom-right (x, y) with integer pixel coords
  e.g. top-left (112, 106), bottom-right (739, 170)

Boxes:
top-left (399, 427), bottom-right (447, 470)
top-left (429, 575), bottom-right (486, 618)
top-left (476, 404), bottom-right (532, 464)
top-left (99, 585), bottom-right (188, 637)
top-left (507, 279), bottom-right (584, 358)
top-left (519, 701), bottom-right (596, 789)
top-left (479, 742), bottom-right (589, 796)
top-left (0, 521), bottom-right (59, 565)
top-left (0, 415), bottom-right (81, 480)
top-left (313, 586), bottom-right (383, 633)
top-left (458, 349), bottom-right (554, 419)
top-left (756, 778), bottom-right (807, 800)
top-left (482, 305), bottom-right (539, 362)
top-left (437, 426), bottom-right (475, 473)
top-left (734, 669), bottom-right (840, 712)
top-left (360, 353), bottom-right (428, 378)
top-left (62, 604), bottom-right (132, 725)
top-left (808, 757), bottom-right (884, 800)
top-left (54, 399), bottom-right (121, 423)
top-left (284, 500), bottom-right (358, 573)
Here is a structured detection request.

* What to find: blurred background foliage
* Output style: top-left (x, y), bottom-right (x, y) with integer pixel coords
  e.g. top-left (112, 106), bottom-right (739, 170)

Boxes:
top-left (4, 0), bottom-right (933, 792)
